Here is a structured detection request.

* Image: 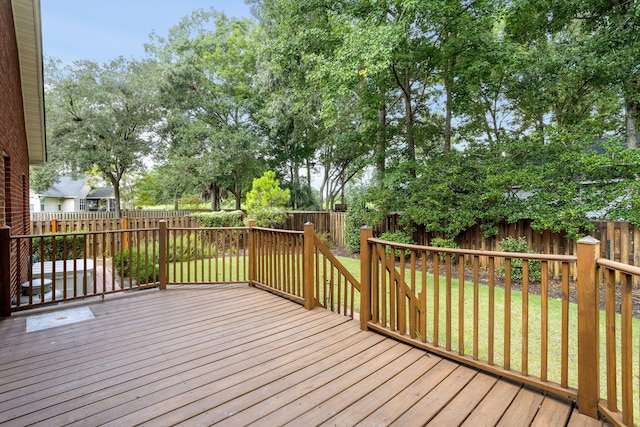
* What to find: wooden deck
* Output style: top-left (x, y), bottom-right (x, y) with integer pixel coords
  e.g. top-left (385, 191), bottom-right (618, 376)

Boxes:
top-left (0, 285), bottom-right (607, 426)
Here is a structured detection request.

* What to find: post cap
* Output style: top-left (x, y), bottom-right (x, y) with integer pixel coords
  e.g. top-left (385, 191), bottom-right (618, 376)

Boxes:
top-left (577, 236), bottom-right (599, 245)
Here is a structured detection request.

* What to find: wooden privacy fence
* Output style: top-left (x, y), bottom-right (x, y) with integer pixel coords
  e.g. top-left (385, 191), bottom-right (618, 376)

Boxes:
top-left (281, 211), bottom-right (345, 246)
top-left (31, 216), bottom-right (193, 257)
top-left (29, 210), bottom-right (205, 221)
top-left (378, 217), bottom-right (640, 285)
top-left (28, 211), bottom-right (639, 270)
top-left (30, 211), bottom-right (348, 246)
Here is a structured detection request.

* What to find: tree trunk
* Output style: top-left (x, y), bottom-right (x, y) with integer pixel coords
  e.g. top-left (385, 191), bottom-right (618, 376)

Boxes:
top-left (113, 183), bottom-right (122, 218)
top-left (305, 157), bottom-right (313, 200)
top-left (210, 182), bottom-right (220, 211)
top-left (404, 68), bottom-right (416, 174)
top-left (625, 96), bottom-right (638, 149)
top-left (537, 115), bottom-right (545, 145)
top-left (376, 97), bottom-right (387, 184)
top-left (444, 53), bottom-right (457, 153)
top-left (234, 180), bottom-right (241, 211)
top-left (319, 161), bottom-right (329, 211)
top-left (444, 79), bottom-right (452, 153)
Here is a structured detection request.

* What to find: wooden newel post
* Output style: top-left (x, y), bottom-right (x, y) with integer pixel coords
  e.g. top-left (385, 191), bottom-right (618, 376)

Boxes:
top-left (158, 220), bottom-right (167, 290)
top-left (360, 226), bottom-right (373, 331)
top-left (576, 236), bottom-right (600, 418)
top-left (248, 220), bottom-right (257, 285)
top-left (0, 226), bottom-right (11, 317)
top-left (303, 222), bottom-right (315, 310)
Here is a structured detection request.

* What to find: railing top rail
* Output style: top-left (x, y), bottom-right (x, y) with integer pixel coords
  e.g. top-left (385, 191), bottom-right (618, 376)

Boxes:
top-left (11, 228), bottom-right (158, 239)
top-left (166, 226), bottom-right (249, 231)
top-left (314, 236), bottom-right (360, 292)
top-left (597, 257), bottom-right (640, 276)
top-left (368, 237), bottom-right (577, 262)
top-left (252, 226), bottom-right (304, 235)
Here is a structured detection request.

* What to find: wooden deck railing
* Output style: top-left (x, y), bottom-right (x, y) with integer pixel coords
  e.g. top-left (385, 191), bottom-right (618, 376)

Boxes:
top-left (596, 257), bottom-right (640, 426)
top-left (360, 228), bottom-right (578, 396)
top-left (246, 223), bottom-right (361, 315)
top-left (4, 227), bottom-right (162, 311)
top-left (309, 223), bottom-right (360, 319)
top-left (162, 226), bottom-right (249, 286)
top-left (250, 226), bottom-right (305, 303)
top-left (359, 227), bottom-right (638, 426)
top-left (2, 222), bottom-right (638, 425)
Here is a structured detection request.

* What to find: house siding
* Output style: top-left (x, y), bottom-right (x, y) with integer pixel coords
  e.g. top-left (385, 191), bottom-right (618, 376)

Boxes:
top-left (1, 0), bottom-right (33, 297)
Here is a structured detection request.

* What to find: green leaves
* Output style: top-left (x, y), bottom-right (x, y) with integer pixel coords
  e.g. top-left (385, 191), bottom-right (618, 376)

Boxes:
top-left (42, 57), bottom-right (159, 217)
top-left (150, 10), bottom-right (261, 210)
top-left (245, 171), bottom-right (291, 227)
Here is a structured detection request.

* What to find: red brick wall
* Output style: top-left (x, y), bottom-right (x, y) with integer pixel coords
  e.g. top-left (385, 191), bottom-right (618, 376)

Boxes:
top-left (1, 0), bottom-right (33, 295)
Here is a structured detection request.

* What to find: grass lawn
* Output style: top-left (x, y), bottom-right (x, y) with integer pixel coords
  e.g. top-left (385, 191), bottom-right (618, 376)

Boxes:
top-left (167, 256), bottom-right (248, 283)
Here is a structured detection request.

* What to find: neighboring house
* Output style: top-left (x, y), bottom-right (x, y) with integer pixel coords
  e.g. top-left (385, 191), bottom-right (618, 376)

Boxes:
top-left (30, 177), bottom-right (116, 212)
top-left (1, 0), bottom-right (46, 292)
top-left (87, 186), bottom-right (116, 212)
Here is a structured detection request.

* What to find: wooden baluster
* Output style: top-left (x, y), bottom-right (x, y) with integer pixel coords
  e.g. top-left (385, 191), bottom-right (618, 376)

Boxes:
top-left (303, 222), bottom-right (315, 310)
top-left (158, 220), bottom-right (167, 290)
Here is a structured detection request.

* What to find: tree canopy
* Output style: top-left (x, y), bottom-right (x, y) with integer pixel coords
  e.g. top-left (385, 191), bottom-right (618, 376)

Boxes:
top-left (36, 1), bottom-right (640, 238)
top-left (41, 57), bottom-right (159, 217)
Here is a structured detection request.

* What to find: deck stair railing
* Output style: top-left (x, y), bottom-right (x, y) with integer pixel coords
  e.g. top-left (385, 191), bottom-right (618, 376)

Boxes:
top-left (1, 222), bottom-right (638, 425)
top-left (359, 226), bottom-right (638, 427)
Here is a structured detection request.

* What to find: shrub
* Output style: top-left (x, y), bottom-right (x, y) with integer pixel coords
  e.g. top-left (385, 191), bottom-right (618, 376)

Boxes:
top-left (345, 193), bottom-right (371, 253)
top-left (189, 211), bottom-right (244, 252)
top-left (32, 233), bottom-right (85, 262)
top-left (315, 232), bottom-right (333, 250)
top-left (244, 171), bottom-right (290, 227)
top-left (178, 194), bottom-right (204, 209)
top-left (189, 211), bottom-right (244, 227)
top-left (380, 231), bottom-right (414, 259)
top-left (430, 236), bottom-right (458, 262)
top-left (166, 235), bottom-right (211, 262)
top-left (497, 236), bottom-right (542, 282)
top-left (113, 249), bottom-right (158, 284)
top-left (143, 234), bottom-right (218, 264)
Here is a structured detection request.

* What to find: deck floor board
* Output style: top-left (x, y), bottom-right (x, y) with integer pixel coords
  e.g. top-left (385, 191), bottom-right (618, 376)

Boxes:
top-left (0, 286), bottom-right (597, 426)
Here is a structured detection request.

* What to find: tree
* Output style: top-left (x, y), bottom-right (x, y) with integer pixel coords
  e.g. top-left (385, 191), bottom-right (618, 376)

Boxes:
top-left (43, 57), bottom-right (159, 217)
top-left (149, 10), bottom-right (261, 211)
top-left (245, 170), bottom-right (291, 227)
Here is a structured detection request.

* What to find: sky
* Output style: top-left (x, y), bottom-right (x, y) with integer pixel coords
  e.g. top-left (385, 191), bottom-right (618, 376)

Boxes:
top-left (41, 0), bottom-right (253, 64)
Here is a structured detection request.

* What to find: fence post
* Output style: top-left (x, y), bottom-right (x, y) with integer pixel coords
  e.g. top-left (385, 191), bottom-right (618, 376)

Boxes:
top-left (303, 222), bottom-right (315, 310)
top-left (360, 226), bottom-right (373, 331)
top-left (248, 220), bottom-right (256, 285)
top-left (0, 226), bottom-right (11, 317)
top-left (576, 236), bottom-right (600, 418)
top-left (158, 220), bottom-right (167, 290)
top-left (51, 219), bottom-right (57, 233)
